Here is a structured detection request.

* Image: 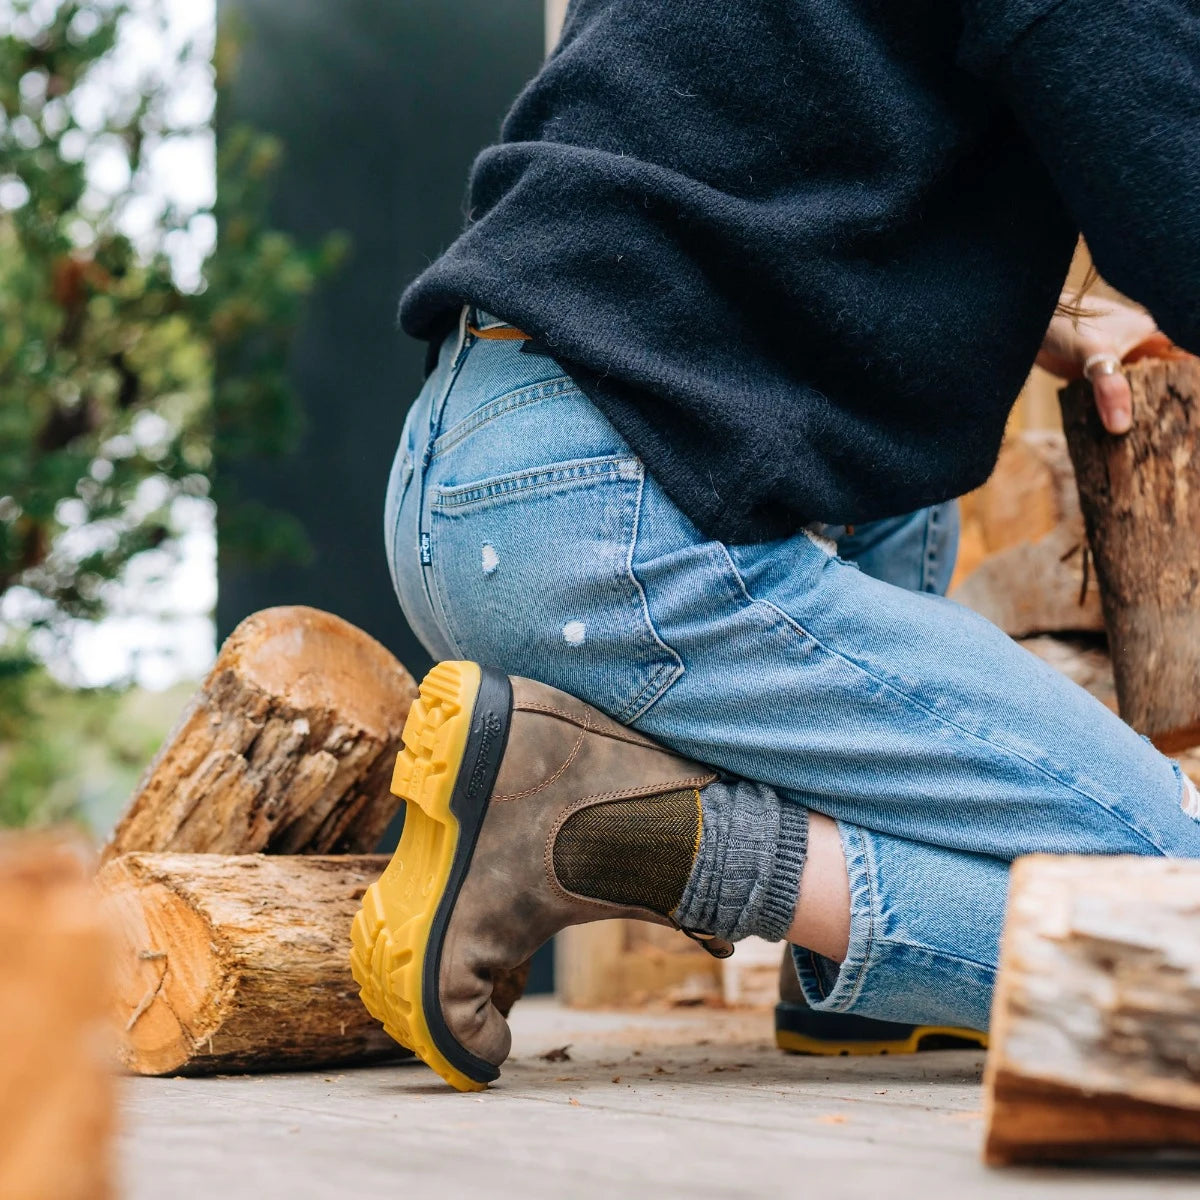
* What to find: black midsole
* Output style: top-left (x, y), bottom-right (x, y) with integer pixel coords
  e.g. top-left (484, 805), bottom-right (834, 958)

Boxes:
top-left (421, 665), bottom-right (514, 1084)
top-left (776, 1002), bottom-right (983, 1044)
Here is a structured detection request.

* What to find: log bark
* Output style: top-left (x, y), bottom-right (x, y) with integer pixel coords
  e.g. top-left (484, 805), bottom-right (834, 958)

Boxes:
top-left (0, 836), bottom-right (115, 1200)
top-left (1060, 359), bottom-right (1200, 751)
top-left (984, 855), bottom-right (1200, 1165)
top-left (103, 606), bottom-right (418, 862)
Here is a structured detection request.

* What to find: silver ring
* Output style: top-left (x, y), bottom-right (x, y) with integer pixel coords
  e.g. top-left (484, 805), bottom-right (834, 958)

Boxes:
top-left (1083, 352), bottom-right (1122, 379)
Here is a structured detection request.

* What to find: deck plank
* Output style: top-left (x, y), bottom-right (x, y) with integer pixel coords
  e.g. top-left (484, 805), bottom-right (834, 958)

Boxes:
top-left (119, 1000), bottom-right (1199, 1199)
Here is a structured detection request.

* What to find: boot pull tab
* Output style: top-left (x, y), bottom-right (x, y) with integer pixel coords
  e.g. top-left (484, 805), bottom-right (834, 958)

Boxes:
top-left (680, 925), bottom-right (735, 960)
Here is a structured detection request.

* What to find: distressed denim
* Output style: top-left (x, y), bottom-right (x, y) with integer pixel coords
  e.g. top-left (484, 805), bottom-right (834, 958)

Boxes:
top-left (384, 309), bottom-right (1200, 1032)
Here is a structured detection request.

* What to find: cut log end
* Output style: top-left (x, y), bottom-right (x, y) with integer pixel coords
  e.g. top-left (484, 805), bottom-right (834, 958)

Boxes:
top-left (100, 853), bottom-right (408, 1076)
top-left (104, 856), bottom-right (230, 1076)
top-left (101, 852), bottom-right (536, 1076)
top-left (222, 605), bottom-right (417, 742)
top-left (103, 606), bottom-right (419, 864)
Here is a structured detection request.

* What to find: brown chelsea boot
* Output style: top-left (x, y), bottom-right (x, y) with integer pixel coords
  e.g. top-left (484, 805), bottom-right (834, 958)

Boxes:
top-left (350, 660), bottom-right (725, 1091)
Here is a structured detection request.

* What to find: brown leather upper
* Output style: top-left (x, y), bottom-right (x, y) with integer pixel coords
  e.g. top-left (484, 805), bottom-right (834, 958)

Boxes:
top-left (438, 675), bottom-right (717, 1067)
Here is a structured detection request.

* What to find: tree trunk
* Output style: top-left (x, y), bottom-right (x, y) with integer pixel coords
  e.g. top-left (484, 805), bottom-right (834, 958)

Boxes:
top-left (1060, 359), bottom-right (1200, 751)
top-left (984, 855), bottom-right (1200, 1165)
top-left (103, 606), bottom-right (418, 862)
top-left (0, 836), bottom-right (115, 1200)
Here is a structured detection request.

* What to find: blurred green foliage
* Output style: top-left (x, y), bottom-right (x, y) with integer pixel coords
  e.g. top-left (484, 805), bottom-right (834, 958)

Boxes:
top-left (0, 1), bottom-right (345, 830)
top-left (0, 661), bottom-right (191, 831)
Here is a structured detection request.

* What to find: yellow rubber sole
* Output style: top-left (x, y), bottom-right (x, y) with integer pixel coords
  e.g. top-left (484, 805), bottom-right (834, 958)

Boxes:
top-left (776, 1026), bottom-right (989, 1057)
top-left (349, 660), bottom-right (486, 1092)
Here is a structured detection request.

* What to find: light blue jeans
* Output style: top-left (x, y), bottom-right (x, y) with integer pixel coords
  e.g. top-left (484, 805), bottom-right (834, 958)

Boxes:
top-left (385, 309), bottom-right (1200, 1031)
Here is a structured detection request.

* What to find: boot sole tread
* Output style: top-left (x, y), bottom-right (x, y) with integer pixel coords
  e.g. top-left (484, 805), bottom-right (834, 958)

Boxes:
top-left (349, 660), bottom-right (487, 1092)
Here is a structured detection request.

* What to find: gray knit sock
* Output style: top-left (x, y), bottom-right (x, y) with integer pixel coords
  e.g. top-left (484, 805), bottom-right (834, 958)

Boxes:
top-left (672, 778), bottom-right (809, 943)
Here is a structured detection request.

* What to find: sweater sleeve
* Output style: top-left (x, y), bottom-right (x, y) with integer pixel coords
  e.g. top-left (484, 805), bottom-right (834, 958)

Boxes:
top-left (963, 0), bottom-right (1200, 352)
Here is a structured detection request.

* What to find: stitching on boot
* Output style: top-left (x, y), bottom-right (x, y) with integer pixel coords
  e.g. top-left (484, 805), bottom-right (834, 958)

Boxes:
top-left (512, 701), bottom-right (665, 749)
top-left (577, 774), bottom-right (717, 806)
top-left (493, 728), bottom-right (586, 802)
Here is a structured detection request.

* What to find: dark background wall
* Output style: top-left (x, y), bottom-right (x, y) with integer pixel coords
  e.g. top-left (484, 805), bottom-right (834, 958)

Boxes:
top-left (215, 0), bottom-right (551, 985)
top-left (215, 0), bottom-right (543, 668)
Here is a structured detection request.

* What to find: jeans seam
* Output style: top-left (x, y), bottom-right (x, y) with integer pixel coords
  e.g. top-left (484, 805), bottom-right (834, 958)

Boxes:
top-left (433, 455), bottom-right (638, 509)
top-left (415, 313), bottom-right (473, 652)
top-left (871, 938), bottom-right (998, 976)
top-left (796, 822), bottom-right (878, 1013)
top-left (806, 948), bottom-right (828, 1001)
top-left (920, 506), bottom-right (937, 594)
top-left (430, 376), bottom-right (577, 459)
top-left (719, 548), bottom-right (1169, 855)
top-left (841, 826), bottom-right (879, 1011)
top-left (427, 309), bottom-right (475, 453)
top-left (619, 464), bottom-right (685, 724)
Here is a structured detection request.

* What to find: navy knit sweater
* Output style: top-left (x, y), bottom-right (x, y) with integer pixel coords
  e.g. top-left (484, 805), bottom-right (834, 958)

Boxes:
top-left (401, 0), bottom-right (1200, 543)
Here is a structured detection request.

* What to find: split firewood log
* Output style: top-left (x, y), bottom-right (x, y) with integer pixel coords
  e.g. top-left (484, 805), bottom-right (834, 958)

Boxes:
top-left (0, 836), bottom-right (115, 1200)
top-left (102, 853), bottom-right (398, 1075)
top-left (953, 433), bottom-right (1102, 636)
top-left (102, 607), bottom-right (533, 1061)
top-left (101, 852), bottom-right (527, 1076)
top-left (963, 431), bottom-right (1080, 557)
top-left (103, 606), bottom-right (418, 862)
top-left (953, 525), bottom-right (1103, 638)
top-left (1060, 358), bottom-right (1200, 752)
top-left (984, 855), bottom-right (1200, 1165)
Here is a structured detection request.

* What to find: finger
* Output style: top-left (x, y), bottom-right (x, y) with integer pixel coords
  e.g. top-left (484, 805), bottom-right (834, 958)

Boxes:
top-left (1091, 369), bottom-right (1133, 434)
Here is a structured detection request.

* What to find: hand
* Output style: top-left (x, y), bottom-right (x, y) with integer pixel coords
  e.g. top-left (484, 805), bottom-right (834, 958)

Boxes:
top-left (1035, 294), bottom-right (1158, 435)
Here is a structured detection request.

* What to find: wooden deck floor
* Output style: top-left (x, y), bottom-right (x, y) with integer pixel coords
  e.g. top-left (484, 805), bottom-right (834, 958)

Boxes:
top-left (120, 999), bottom-right (1199, 1199)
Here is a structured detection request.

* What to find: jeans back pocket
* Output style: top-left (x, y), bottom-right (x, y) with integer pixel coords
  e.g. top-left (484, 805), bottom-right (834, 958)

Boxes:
top-left (430, 455), bottom-right (682, 724)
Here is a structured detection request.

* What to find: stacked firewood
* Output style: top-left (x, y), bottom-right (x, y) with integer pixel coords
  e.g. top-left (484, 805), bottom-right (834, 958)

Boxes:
top-left (96, 605), bottom-right (528, 1077)
top-left (953, 357), bottom-right (1200, 774)
top-left (20, 359), bottom-right (1195, 1175)
top-left (977, 358), bottom-right (1200, 1165)
top-left (954, 428), bottom-right (1103, 639)
top-left (5, 607), bottom-right (532, 1192)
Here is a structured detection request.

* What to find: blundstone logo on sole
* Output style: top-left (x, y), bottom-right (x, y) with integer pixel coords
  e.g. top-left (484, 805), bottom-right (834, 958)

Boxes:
top-left (468, 711), bottom-right (503, 799)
